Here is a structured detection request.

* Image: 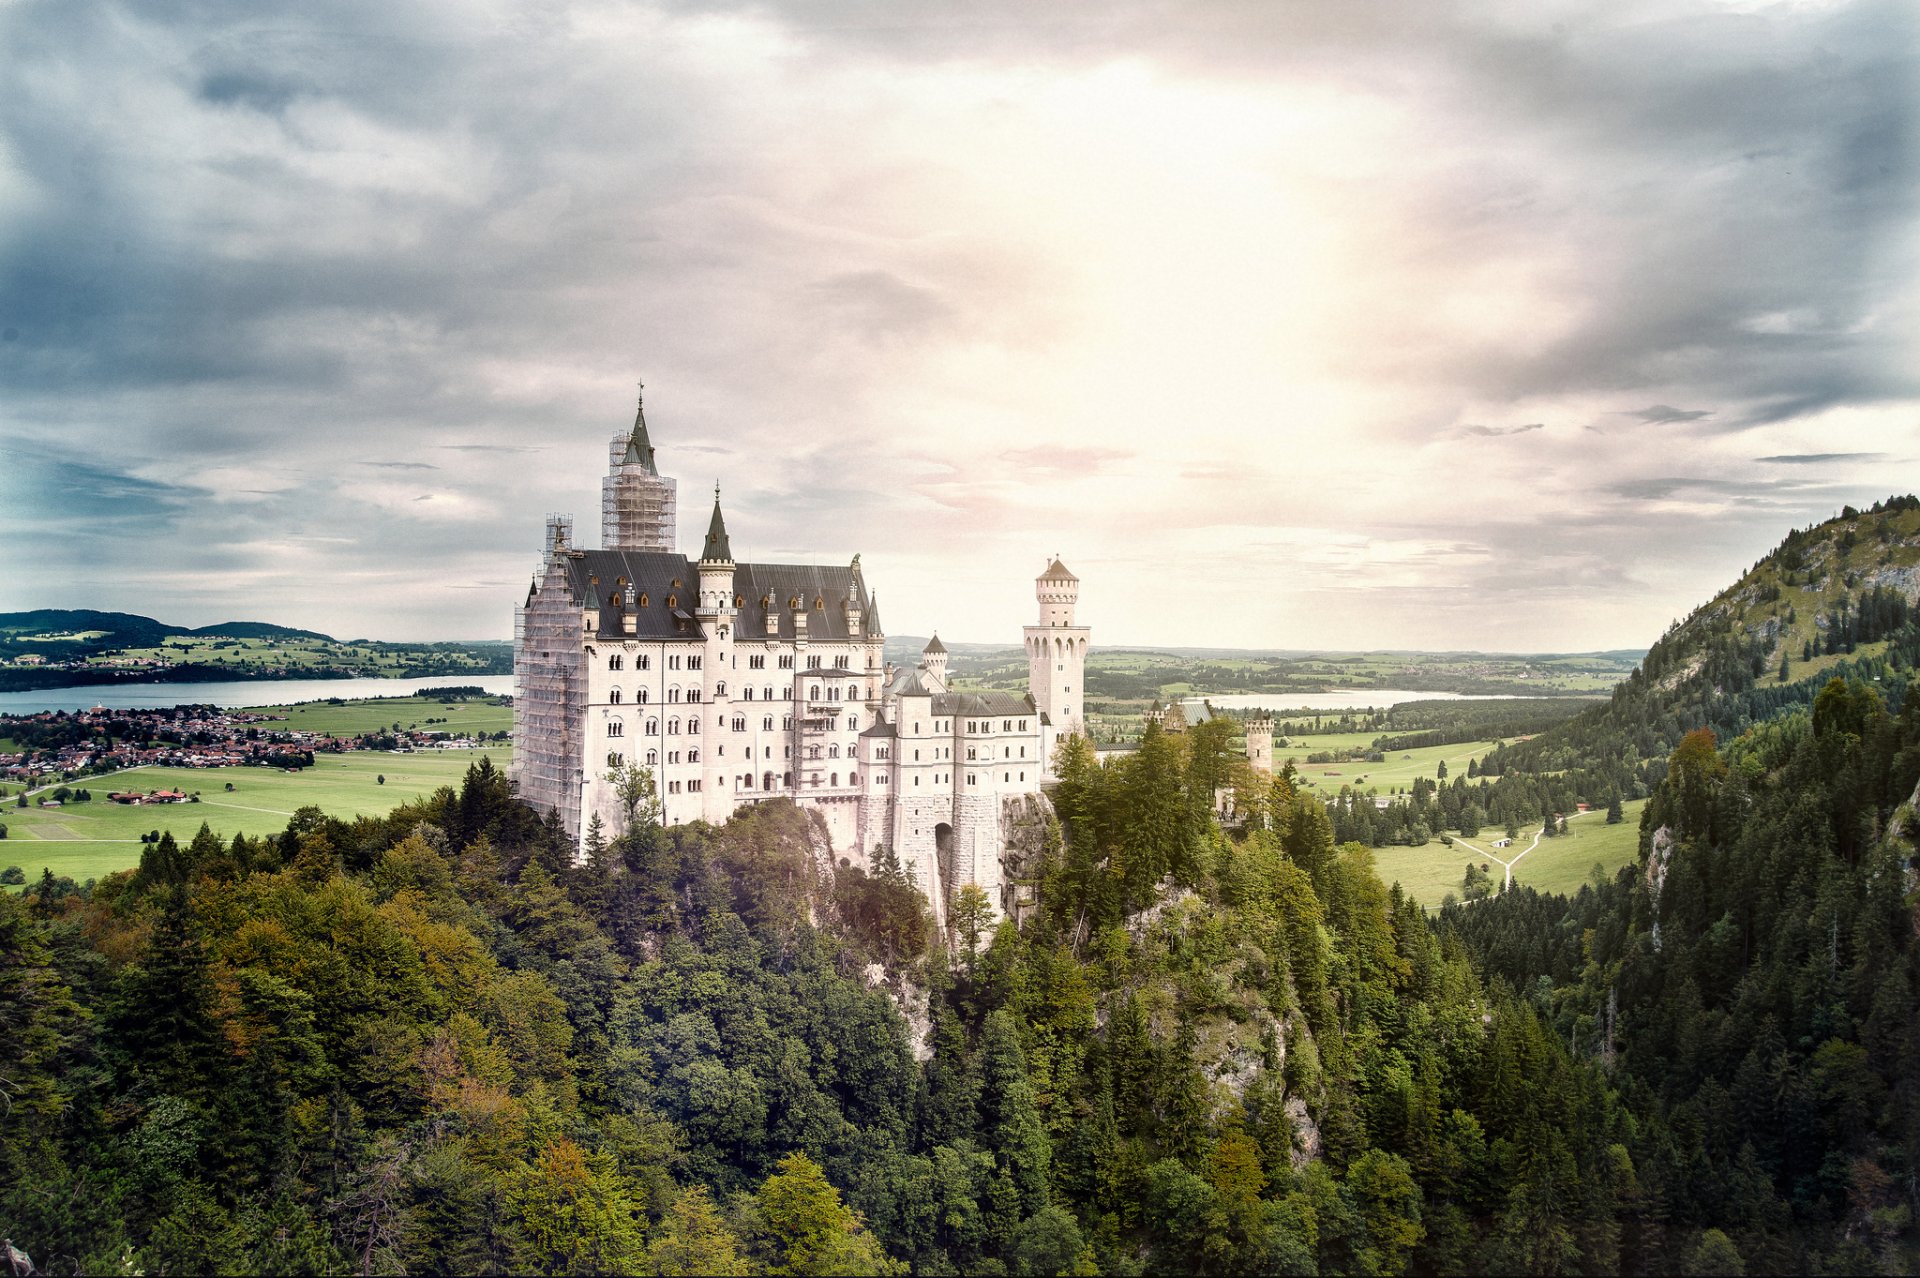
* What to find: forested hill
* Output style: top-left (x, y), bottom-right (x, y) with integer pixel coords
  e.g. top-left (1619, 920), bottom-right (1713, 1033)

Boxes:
top-left (1478, 495), bottom-right (1920, 799)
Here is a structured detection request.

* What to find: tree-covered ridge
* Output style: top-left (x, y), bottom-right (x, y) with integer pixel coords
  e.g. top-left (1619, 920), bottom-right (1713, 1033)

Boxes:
top-left (1443, 677), bottom-right (1920, 1274)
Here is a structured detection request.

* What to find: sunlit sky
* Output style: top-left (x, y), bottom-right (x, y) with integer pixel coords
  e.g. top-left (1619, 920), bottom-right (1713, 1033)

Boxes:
top-left (2, 0), bottom-right (1914, 649)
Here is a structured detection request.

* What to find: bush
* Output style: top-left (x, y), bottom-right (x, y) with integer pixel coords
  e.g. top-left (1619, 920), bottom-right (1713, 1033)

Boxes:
top-left (0, 865), bottom-right (23, 882)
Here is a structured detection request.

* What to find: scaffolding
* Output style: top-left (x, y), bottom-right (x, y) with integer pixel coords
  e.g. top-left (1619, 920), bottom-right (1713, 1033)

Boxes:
top-left (602, 434), bottom-right (678, 552)
top-left (512, 514), bottom-right (587, 839)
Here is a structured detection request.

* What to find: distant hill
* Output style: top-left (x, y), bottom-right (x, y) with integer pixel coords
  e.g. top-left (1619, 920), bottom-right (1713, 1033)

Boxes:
top-left (188, 621), bottom-right (334, 642)
top-left (0, 610), bottom-right (337, 645)
top-left (1485, 494), bottom-right (1920, 787)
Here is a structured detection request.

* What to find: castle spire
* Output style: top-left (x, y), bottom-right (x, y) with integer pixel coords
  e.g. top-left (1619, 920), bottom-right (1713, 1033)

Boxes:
top-left (621, 380), bottom-right (657, 474)
top-left (701, 484), bottom-right (733, 562)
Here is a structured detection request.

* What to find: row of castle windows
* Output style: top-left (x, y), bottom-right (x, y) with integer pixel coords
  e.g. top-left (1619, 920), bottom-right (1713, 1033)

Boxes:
top-left (610, 711), bottom-right (860, 739)
top-left (606, 653), bottom-right (701, 672)
top-left (967, 745), bottom-right (1029, 760)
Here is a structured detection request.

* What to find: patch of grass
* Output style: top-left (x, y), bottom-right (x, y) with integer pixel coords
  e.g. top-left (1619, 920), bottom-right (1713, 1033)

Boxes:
top-left (1287, 738), bottom-right (1518, 793)
top-left (1, 748), bottom-right (510, 886)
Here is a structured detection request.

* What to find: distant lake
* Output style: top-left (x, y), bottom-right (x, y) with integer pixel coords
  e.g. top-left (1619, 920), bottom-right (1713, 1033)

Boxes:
top-left (1184, 690), bottom-right (1558, 713)
top-left (0, 674), bottom-right (516, 715)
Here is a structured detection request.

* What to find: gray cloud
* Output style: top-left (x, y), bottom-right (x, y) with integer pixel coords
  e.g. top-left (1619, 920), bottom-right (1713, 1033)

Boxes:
top-left (1461, 423), bottom-right (1544, 437)
top-left (1757, 452), bottom-right (1890, 465)
top-left (1622, 405), bottom-right (1714, 425)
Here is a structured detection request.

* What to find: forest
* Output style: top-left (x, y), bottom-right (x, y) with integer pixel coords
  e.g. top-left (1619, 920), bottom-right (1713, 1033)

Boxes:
top-left (5, 660), bottom-right (1918, 1274)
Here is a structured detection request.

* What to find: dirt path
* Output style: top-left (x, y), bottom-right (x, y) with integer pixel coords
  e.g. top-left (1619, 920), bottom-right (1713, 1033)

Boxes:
top-left (1454, 808), bottom-right (1601, 890)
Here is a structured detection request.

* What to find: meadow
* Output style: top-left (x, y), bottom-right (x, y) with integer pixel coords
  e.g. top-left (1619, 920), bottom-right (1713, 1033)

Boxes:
top-left (1372, 798), bottom-right (1649, 910)
top-left (1283, 735), bottom-right (1521, 793)
top-left (2, 747), bottom-right (511, 885)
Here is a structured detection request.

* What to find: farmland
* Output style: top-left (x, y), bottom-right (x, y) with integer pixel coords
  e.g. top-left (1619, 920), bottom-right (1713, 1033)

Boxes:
top-left (1371, 798), bottom-right (1649, 910)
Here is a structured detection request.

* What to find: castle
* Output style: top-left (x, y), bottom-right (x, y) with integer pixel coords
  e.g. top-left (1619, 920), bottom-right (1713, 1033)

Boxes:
top-left (512, 390), bottom-right (1089, 922)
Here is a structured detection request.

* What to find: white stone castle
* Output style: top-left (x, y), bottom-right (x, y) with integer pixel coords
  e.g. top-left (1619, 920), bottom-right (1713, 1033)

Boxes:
top-left (512, 389), bottom-right (1089, 922)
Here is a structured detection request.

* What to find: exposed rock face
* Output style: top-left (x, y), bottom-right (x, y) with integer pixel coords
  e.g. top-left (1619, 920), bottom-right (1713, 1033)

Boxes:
top-left (1285, 1096), bottom-right (1322, 1169)
top-left (863, 961), bottom-right (934, 1062)
top-left (997, 792), bottom-right (1058, 921)
top-left (1647, 824), bottom-right (1676, 951)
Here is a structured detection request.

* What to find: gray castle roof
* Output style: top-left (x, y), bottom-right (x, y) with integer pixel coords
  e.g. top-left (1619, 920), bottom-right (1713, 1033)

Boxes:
top-left (1040, 558), bottom-right (1077, 582)
top-left (621, 390), bottom-right (659, 474)
top-left (555, 550), bottom-right (873, 642)
top-left (923, 634), bottom-right (947, 655)
top-left (931, 690), bottom-right (1037, 717)
top-left (702, 496), bottom-right (733, 562)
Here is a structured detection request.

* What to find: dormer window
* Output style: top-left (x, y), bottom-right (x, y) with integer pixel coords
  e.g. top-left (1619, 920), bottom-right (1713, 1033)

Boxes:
top-left (665, 594), bottom-right (677, 608)
top-left (639, 592), bottom-right (649, 607)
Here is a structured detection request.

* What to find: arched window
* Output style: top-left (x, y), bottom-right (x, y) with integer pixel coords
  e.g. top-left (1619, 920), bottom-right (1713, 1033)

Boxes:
top-left (829, 744), bottom-right (840, 759)
top-left (764, 771), bottom-right (775, 790)
top-left (764, 686), bottom-right (774, 701)
top-left (638, 688), bottom-right (649, 704)
top-left (609, 654), bottom-right (623, 671)
top-left (849, 769), bottom-right (858, 785)
top-left (668, 686), bottom-right (681, 703)
top-left (647, 719), bottom-right (659, 736)
top-left (646, 749), bottom-right (657, 765)
top-left (607, 721), bottom-right (624, 737)
top-left (688, 748), bottom-right (700, 763)
top-left (742, 686), bottom-right (753, 701)
top-left (732, 716), bottom-right (746, 732)
top-left (830, 772), bottom-right (838, 787)
top-left (687, 717), bottom-right (700, 734)
top-left (810, 685), bottom-right (821, 700)
top-left (638, 654), bottom-right (651, 670)
top-left (667, 718), bottom-right (680, 735)
top-left (847, 683), bottom-right (859, 700)
top-left (609, 688), bottom-right (622, 704)
top-left (742, 772), bottom-right (754, 789)
top-left (715, 681), bottom-right (727, 697)
top-left (762, 716), bottom-right (774, 731)
top-left (688, 689), bottom-right (701, 702)
top-left (846, 714), bottom-right (859, 730)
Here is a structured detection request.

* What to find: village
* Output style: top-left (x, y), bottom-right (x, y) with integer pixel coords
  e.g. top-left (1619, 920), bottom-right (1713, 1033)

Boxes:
top-left (0, 703), bottom-right (495, 790)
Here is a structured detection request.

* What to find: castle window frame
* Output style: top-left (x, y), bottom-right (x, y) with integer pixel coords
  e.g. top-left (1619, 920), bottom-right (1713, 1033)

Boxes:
top-left (689, 749), bottom-right (700, 763)
top-left (607, 721), bottom-right (624, 737)
top-left (689, 655), bottom-right (702, 670)
top-left (638, 654), bottom-right (651, 671)
top-left (609, 688), bottom-right (623, 705)
top-left (638, 688), bottom-right (649, 704)
top-left (647, 719), bottom-right (659, 735)
top-left (667, 718), bottom-right (680, 735)
top-left (687, 717), bottom-right (700, 734)
top-left (763, 715), bottom-right (774, 731)
top-left (714, 681), bottom-right (726, 697)
top-left (609, 654), bottom-right (623, 671)
top-left (779, 655), bottom-right (794, 670)
top-left (646, 749), bottom-right (657, 765)
top-left (668, 687), bottom-right (681, 703)
top-left (687, 689), bottom-right (701, 702)
top-left (749, 654), bottom-right (765, 670)
top-left (732, 716), bottom-right (746, 732)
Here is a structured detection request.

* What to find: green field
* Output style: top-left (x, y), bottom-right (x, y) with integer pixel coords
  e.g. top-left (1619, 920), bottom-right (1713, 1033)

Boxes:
top-left (1286, 736), bottom-right (1521, 793)
top-left (1372, 798), bottom-right (1649, 909)
top-left (245, 694), bottom-right (513, 738)
top-left (1, 748), bottom-right (511, 886)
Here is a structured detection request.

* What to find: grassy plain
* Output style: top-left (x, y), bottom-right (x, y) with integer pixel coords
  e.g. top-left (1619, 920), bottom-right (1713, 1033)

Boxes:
top-left (2, 748), bottom-right (510, 886)
top-left (1372, 798), bottom-right (1649, 910)
top-left (88, 634), bottom-right (504, 676)
top-left (247, 694), bottom-right (513, 737)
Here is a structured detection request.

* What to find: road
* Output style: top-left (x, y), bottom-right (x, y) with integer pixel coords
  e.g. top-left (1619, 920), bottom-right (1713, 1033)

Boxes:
top-left (1454, 807), bottom-right (1601, 890)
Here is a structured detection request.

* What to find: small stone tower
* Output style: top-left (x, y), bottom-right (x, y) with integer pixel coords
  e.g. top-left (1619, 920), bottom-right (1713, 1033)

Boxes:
top-left (1026, 557), bottom-right (1090, 774)
top-left (1245, 711), bottom-right (1274, 773)
top-left (696, 488), bottom-right (737, 821)
top-left (921, 634), bottom-right (949, 690)
top-left (603, 383), bottom-right (678, 551)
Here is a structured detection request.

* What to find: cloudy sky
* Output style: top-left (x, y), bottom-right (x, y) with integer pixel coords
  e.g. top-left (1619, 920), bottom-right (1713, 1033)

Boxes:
top-left (1, 0), bottom-right (1914, 650)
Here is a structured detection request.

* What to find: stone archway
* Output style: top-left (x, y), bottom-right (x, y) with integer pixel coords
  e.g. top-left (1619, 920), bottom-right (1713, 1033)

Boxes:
top-left (934, 821), bottom-right (955, 909)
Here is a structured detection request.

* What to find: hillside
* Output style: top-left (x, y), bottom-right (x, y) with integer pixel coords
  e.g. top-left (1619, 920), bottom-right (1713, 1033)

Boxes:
top-left (1479, 495), bottom-right (1920, 795)
top-left (0, 609), bottom-right (510, 690)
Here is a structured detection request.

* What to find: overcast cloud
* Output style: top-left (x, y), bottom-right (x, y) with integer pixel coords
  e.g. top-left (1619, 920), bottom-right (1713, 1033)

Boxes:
top-left (1, 0), bottom-right (1914, 649)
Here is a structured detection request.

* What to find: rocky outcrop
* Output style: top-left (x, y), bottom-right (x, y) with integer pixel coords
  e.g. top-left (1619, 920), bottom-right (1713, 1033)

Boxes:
top-left (1647, 824), bottom-right (1676, 951)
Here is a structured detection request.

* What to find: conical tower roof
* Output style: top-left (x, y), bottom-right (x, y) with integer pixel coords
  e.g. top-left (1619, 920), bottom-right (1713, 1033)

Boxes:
top-left (865, 591), bottom-right (884, 636)
top-left (701, 486), bottom-right (733, 562)
top-left (923, 633), bottom-right (947, 655)
top-left (1040, 557), bottom-right (1077, 582)
top-left (622, 385), bottom-right (658, 475)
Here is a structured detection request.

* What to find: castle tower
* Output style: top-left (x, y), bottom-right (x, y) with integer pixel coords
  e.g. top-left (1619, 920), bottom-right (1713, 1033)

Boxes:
top-left (602, 383), bottom-right (679, 551)
top-left (1245, 711), bottom-right (1274, 773)
top-left (921, 634), bottom-right (949, 690)
top-left (1025, 557), bottom-right (1090, 776)
top-left (695, 488), bottom-right (737, 822)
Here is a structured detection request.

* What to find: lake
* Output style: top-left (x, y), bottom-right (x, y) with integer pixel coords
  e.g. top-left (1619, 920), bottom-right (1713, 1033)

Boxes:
top-left (0, 674), bottom-right (517, 715)
top-left (1181, 690), bottom-right (1555, 713)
